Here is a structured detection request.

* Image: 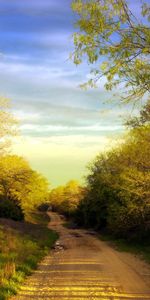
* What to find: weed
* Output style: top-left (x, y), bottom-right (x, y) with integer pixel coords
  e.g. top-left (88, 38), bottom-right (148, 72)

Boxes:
top-left (0, 212), bottom-right (58, 299)
top-left (99, 233), bottom-right (150, 264)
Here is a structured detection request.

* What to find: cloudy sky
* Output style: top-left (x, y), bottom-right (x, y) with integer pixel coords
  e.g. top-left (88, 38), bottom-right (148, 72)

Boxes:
top-left (0, 0), bottom-right (142, 186)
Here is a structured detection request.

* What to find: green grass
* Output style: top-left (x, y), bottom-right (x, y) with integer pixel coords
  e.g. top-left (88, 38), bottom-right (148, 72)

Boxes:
top-left (25, 210), bottom-right (50, 225)
top-left (0, 212), bottom-right (58, 300)
top-left (99, 233), bottom-right (150, 264)
top-left (63, 221), bottom-right (70, 228)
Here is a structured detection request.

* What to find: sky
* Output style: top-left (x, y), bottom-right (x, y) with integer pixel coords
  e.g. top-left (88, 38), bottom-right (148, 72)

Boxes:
top-left (0, 0), bottom-right (143, 186)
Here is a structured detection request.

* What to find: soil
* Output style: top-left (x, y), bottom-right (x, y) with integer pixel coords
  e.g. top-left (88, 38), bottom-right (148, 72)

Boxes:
top-left (11, 212), bottom-right (150, 300)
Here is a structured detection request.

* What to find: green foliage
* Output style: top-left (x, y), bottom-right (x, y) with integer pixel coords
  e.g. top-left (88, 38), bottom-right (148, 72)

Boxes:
top-left (25, 211), bottom-right (50, 226)
top-left (49, 180), bottom-right (84, 217)
top-left (99, 234), bottom-right (150, 264)
top-left (38, 203), bottom-right (50, 212)
top-left (0, 195), bottom-right (24, 221)
top-left (71, 0), bottom-right (150, 104)
top-left (22, 172), bottom-right (49, 213)
top-left (75, 125), bottom-right (150, 242)
top-left (0, 100), bottom-right (50, 220)
top-left (0, 213), bottom-right (58, 300)
top-left (0, 155), bottom-right (50, 218)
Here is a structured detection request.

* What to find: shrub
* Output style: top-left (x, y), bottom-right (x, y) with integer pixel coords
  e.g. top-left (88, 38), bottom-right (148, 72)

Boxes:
top-left (0, 195), bottom-right (24, 221)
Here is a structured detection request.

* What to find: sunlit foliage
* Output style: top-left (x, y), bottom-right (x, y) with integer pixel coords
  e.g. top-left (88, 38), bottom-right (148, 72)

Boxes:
top-left (0, 155), bottom-right (49, 219)
top-left (75, 125), bottom-right (150, 241)
top-left (71, 0), bottom-right (150, 104)
top-left (49, 180), bottom-right (84, 217)
top-left (0, 215), bottom-right (58, 300)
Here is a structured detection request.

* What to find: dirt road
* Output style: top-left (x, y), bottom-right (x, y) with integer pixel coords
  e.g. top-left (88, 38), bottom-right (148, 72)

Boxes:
top-left (13, 212), bottom-right (150, 299)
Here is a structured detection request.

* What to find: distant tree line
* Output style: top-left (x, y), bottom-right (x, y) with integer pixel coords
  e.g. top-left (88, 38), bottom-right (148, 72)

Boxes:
top-left (49, 180), bottom-right (84, 217)
top-left (1, 97), bottom-right (149, 243)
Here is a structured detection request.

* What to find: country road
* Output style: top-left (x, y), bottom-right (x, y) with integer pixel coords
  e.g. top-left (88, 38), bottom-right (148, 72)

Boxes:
top-left (12, 212), bottom-right (150, 300)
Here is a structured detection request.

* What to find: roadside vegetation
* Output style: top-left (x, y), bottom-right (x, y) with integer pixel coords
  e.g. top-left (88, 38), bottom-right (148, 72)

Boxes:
top-left (99, 233), bottom-right (150, 264)
top-left (0, 212), bottom-right (58, 300)
top-left (49, 180), bottom-right (85, 218)
top-left (49, 106), bottom-right (150, 263)
top-left (61, 0), bottom-right (150, 262)
top-left (75, 123), bottom-right (150, 241)
top-left (0, 97), bottom-right (58, 299)
top-left (0, 1), bottom-right (149, 297)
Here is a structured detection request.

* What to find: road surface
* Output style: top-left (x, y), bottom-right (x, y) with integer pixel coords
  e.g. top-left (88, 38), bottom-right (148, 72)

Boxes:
top-left (12, 212), bottom-right (150, 299)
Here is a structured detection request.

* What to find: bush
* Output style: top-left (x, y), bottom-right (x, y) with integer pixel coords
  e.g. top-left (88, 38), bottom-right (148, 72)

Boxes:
top-left (0, 213), bottom-right (58, 299)
top-left (0, 195), bottom-right (24, 221)
top-left (74, 125), bottom-right (150, 243)
top-left (38, 203), bottom-right (50, 212)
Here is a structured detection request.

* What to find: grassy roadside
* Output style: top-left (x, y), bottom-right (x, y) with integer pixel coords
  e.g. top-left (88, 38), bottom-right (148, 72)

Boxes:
top-left (99, 233), bottom-right (150, 264)
top-left (25, 211), bottom-right (51, 225)
top-left (63, 217), bottom-right (150, 264)
top-left (0, 211), bottom-right (58, 300)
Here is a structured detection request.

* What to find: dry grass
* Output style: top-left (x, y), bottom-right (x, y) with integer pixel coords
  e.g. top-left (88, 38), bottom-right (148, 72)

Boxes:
top-left (0, 212), bottom-right (58, 300)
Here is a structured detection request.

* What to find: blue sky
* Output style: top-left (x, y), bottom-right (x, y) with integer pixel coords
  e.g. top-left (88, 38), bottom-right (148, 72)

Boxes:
top-left (0, 0), bottom-right (144, 186)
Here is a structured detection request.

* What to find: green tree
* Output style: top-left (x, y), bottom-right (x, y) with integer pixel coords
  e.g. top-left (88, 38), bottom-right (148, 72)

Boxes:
top-left (71, 0), bottom-right (150, 103)
top-left (0, 155), bottom-right (32, 201)
top-left (0, 155), bottom-right (50, 217)
top-left (49, 186), bottom-right (65, 212)
top-left (75, 124), bottom-right (150, 241)
top-left (49, 180), bottom-right (84, 216)
top-left (22, 171), bottom-right (49, 212)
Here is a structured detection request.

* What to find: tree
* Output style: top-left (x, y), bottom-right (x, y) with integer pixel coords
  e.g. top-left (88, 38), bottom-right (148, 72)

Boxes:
top-left (71, 0), bottom-right (150, 104)
top-left (0, 155), bottom-right (50, 217)
top-left (22, 171), bottom-right (49, 212)
top-left (0, 155), bottom-right (32, 202)
top-left (125, 99), bottom-right (150, 128)
top-left (49, 186), bottom-right (65, 212)
top-left (74, 124), bottom-right (150, 241)
top-left (0, 98), bottom-right (18, 155)
top-left (62, 181), bottom-right (83, 216)
top-left (49, 180), bottom-right (84, 216)
top-left (0, 155), bottom-right (32, 220)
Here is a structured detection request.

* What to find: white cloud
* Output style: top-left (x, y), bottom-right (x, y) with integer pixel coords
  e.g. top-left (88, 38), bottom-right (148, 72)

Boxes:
top-left (12, 134), bottom-right (122, 158)
top-left (0, 60), bottom-right (75, 80)
top-left (14, 111), bottom-right (40, 122)
top-left (20, 123), bottom-right (123, 133)
top-left (0, 57), bottom-right (82, 91)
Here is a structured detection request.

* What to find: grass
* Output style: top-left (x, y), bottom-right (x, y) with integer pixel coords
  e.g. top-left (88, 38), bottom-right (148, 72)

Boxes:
top-left (63, 221), bottom-right (71, 228)
top-left (25, 211), bottom-right (51, 225)
top-left (99, 233), bottom-right (150, 264)
top-left (64, 218), bottom-right (150, 264)
top-left (0, 211), bottom-right (58, 300)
